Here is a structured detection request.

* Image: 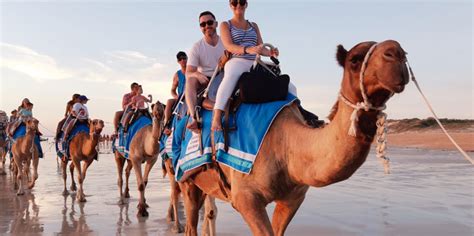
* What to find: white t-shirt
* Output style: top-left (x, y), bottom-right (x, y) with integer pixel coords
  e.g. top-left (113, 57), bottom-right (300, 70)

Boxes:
top-left (72, 103), bottom-right (89, 120)
top-left (187, 37), bottom-right (225, 77)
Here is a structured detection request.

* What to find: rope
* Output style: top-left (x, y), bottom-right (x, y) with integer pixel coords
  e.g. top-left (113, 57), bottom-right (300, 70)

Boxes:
top-left (406, 61), bottom-right (474, 165)
top-left (375, 112), bottom-right (390, 174)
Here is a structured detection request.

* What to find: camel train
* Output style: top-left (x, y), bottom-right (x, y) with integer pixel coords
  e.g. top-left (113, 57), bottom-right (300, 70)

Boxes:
top-left (2, 39), bottom-right (409, 236)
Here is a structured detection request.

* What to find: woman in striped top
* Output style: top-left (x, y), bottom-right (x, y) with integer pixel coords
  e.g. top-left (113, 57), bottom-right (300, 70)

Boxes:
top-left (211, 0), bottom-right (279, 131)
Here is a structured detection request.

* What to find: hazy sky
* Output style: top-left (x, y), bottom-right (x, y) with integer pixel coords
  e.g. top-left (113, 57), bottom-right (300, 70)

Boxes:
top-left (1, 0), bottom-right (472, 136)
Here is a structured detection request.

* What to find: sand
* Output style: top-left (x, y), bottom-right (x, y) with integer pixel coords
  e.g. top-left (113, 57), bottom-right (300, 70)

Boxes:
top-left (388, 131), bottom-right (474, 152)
top-left (0, 137), bottom-right (472, 235)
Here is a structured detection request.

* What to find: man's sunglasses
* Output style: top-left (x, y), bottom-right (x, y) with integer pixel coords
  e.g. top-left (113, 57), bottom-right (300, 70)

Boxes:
top-left (178, 57), bottom-right (187, 61)
top-left (230, 0), bottom-right (247, 7)
top-left (199, 20), bottom-right (215, 28)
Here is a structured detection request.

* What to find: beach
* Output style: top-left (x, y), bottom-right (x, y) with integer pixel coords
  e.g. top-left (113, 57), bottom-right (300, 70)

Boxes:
top-left (0, 132), bottom-right (473, 235)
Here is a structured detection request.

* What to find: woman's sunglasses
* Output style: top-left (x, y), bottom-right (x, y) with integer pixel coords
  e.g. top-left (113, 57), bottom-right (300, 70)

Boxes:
top-left (199, 20), bottom-right (215, 28)
top-left (230, 0), bottom-right (247, 7)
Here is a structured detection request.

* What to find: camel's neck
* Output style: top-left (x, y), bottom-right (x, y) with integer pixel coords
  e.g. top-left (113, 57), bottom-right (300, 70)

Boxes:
top-left (83, 132), bottom-right (99, 157)
top-left (290, 100), bottom-right (379, 187)
top-left (144, 117), bottom-right (162, 155)
top-left (23, 130), bottom-right (36, 150)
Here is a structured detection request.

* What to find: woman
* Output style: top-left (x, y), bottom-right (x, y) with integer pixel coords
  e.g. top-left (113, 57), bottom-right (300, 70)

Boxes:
top-left (211, 0), bottom-right (279, 131)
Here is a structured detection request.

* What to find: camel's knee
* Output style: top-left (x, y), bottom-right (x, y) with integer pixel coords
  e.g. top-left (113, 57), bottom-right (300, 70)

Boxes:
top-left (138, 183), bottom-right (145, 192)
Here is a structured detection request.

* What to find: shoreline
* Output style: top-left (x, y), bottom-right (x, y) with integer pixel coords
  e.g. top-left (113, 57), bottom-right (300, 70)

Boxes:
top-left (386, 131), bottom-right (474, 152)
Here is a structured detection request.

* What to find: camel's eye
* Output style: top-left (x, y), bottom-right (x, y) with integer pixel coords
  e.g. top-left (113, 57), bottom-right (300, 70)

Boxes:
top-left (350, 55), bottom-right (363, 65)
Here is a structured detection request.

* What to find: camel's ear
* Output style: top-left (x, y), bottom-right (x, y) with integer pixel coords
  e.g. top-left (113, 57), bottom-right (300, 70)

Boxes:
top-left (151, 104), bottom-right (155, 111)
top-left (336, 45), bottom-right (347, 68)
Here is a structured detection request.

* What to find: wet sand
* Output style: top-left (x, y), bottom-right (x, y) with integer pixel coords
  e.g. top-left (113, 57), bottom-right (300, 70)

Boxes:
top-left (0, 142), bottom-right (473, 235)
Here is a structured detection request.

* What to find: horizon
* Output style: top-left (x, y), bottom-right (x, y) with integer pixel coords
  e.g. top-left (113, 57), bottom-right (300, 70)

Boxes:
top-left (1, 0), bottom-right (472, 136)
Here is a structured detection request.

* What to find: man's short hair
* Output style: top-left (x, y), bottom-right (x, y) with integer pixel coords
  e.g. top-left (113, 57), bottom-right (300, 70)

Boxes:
top-left (199, 11), bottom-right (216, 20)
top-left (176, 51), bottom-right (187, 60)
top-left (131, 82), bottom-right (139, 89)
top-left (11, 110), bottom-right (17, 114)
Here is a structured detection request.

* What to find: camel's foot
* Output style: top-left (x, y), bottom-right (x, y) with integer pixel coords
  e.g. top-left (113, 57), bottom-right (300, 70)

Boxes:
top-left (62, 189), bottom-right (70, 196)
top-left (137, 203), bottom-right (149, 217)
top-left (77, 193), bottom-right (87, 202)
top-left (117, 198), bottom-right (126, 205)
top-left (28, 181), bottom-right (36, 189)
top-left (0, 170), bottom-right (6, 175)
top-left (171, 223), bottom-right (184, 234)
top-left (16, 190), bottom-right (25, 196)
top-left (70, 183), bottom-right (77, 192)
top-left (124, 189), bottom-right (130, 198)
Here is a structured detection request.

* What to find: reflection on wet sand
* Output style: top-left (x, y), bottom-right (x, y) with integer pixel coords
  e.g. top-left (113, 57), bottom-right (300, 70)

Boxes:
top-left (0, 147), bottom-right (472, 235)
top-left (59, 194), bottom-right (92, 235)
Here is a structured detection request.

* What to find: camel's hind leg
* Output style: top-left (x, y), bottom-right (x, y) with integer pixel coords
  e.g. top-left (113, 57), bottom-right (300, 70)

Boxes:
top-left (28, 154), bottom-right (39, 189)
top-left (165, 159), bottom-right (183, 233)
top-left (61, 159), bottom-right (69, 195)
top-left (202, 195), bottom-right (217, 236)
top-left (72, 158), bottom-right (85, 202)
top-left (69, 160), bottom-right (77, 192)
top-left (132, 159), bottom-right (148, 217)
top-left (124, 160), bottom-right (132, 198)
top-left (114, 151), bottom-right (126, 204)
top-left (271, 190), bottom-right (307, 236)
top-left (179, 181), bottom-right (205, 236)
top-left (77, 158), bottom-right (94, 202)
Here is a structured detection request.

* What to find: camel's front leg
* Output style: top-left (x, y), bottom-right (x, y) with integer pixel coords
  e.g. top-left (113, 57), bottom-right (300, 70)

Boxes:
top-left (132, 159), bottom-right (148, 217)
top-left (72, 159), bottom-right (85, 202)
top-left (271, 190), bottom-right (307, 236)
top-left (233, 191), bottom-right (273, 236)
top-left (69, 159), bottom-right (77, 192)
top-left (61, 160), bottom-right (69, 195)
top-left (143, 156), bottom-right (157, 188)
top-left (202, 195), bottom-right (217, 236)
top-left (14, 157), bottom-right (25, 195)
top-left (78, 158), bottom-right (94, 202)
top-left (179, 181), bottom-right (205, 236)
top-left (114, 152), bottom-right (125, 204)
top-left (124, 160), bottom-right (132, 198)
top-left (28, 154), bottom-right (39, 189)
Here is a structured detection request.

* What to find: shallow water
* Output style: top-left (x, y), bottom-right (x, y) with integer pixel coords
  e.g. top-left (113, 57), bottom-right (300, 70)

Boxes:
top-left (0, 143), bottom-right (472, 235)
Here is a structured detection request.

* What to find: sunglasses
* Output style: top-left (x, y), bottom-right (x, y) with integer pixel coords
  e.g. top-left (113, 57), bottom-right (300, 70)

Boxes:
top-left (178, 57), bottom-right (187, 61)
top-left (199, 20), bottom-right (215, 28)
top-left (230, 0), bottom-right (247, 7)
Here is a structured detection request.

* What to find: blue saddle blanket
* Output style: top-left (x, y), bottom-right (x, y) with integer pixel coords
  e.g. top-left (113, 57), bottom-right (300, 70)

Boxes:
top-left (113, 116), bottom-right (152, 158)
top-left (56, 122), bottom-right (89, 158)
top-left (12, 123), bottom-right (43, 158)
top-left (174, 94), bottom-right (297, 181)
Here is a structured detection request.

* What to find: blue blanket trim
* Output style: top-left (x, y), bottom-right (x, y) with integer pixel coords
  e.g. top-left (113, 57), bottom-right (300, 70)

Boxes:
top-left (114, 116), bottom-right (152, 158)
top-left (174, 94), bottom-right (297, 181)
top-left (11, 123), bottom-right (44, 158)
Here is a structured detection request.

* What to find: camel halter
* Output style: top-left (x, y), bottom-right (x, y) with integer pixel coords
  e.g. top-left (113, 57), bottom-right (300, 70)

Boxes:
top-left (338, 43), bottom-right (392, 174)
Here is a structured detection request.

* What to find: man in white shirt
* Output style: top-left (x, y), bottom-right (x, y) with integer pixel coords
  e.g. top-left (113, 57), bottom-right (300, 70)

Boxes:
top-left (72, 95), bottom-right (89, 120)
top-left (185, 11), bottom-right (225, 132)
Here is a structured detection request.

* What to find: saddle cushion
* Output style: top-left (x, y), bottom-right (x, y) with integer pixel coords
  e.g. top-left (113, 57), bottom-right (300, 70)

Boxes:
top-left (113, 115), bottom-right (152, 158)
top-left (12, 123), bottom-right (43, 158)
top-left (56, 122), bottom-right (89, 159)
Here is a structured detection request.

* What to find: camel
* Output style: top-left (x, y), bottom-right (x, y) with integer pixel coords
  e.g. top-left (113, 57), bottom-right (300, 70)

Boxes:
top-left (125, 101), bottom-right (164, 217)
top-left (162, 158), bottom-right (185, 233)
top-left (66, 119), bottom-right (104, 202)
top-left (0, 135), bottom-right (7, 175)
top-left (179, 40), bottom-right (410, 235)
top-left (11, 118), bottom-right (40, 195)
top-left (114, 149), bottom-right (133, 204)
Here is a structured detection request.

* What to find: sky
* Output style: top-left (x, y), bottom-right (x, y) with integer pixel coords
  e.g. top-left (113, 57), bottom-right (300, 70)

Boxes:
top-left (0, 0), bottom-right (472, 136)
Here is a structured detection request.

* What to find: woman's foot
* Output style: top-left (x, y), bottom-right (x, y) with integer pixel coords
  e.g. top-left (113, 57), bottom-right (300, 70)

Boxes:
top-left (211, 110), bottom-right (223, 131)
top-left (186, 118), bottom-right (200, 133)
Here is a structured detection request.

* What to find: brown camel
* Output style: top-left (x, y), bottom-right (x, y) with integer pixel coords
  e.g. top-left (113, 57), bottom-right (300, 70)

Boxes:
top-left (180, 40), bottom-right (409, 235)
top-left (11, 118), bottom-right (40, 195)
top-left (66, 119), bottom-right (104, 202)
top-left (0, 136), bottom-right (7, 175)
top-left (162, 158), bottom-right (185, 233)
top-left (114, 149), bottom-right (133, 204)
top-left (126, 101), bottom-right (164, 217)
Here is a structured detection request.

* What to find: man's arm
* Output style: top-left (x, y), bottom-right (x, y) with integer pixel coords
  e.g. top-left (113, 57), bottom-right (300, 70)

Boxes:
top-left (185, 65), bottom-right (209, 85)
top-left (171, 72), bottom-right (179, 99)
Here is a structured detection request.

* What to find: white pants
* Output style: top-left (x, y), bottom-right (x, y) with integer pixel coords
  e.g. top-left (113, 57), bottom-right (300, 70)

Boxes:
top-left (214, 57), bottom-right (298, 110)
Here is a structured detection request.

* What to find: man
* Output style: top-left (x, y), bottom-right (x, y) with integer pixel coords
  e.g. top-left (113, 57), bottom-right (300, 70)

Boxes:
top-left (164, 51), bottom-right (188, 134)
top-left (185, 11), bottom-right (225, 132)
top-left (56, 94), bottom-right (80, 140)
top-left (114, 82), bottom-right (139, 133)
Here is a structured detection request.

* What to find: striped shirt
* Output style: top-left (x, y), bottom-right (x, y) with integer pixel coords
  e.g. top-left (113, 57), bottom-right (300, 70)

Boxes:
top-left (229, 20), bottom-right (258, 60)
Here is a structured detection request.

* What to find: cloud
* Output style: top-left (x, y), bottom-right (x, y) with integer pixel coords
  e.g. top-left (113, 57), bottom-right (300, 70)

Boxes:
top-left (0, 42), bottom-right (73, 81)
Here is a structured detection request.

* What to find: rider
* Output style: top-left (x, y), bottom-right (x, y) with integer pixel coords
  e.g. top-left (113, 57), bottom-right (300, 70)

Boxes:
top-left (114, 82), bottom-right (139, 134)
top-left (63, 95), bottom-right (89, 140)
top-left (121, 85), bottom-right (152, 132)
top-left (56, 94), bottom-right (80, 140)
top-left (185, 11), bottom-right (225, 132)
top-left (164, 51), bottom-right (188, 134)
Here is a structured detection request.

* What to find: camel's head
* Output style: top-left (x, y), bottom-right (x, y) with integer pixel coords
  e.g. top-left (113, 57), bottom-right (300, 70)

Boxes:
top-left (25, 117), bottom-right (39, 132)
top-left (151, 100), bottom-right (165, 121)
top-left (89, 119), bottom-right (104, 135)
top-left (337, 40), bottom-right (409, 106)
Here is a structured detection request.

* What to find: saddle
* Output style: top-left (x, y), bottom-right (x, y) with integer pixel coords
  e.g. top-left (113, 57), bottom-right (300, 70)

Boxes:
top-left (122, 108), bottom-right (151, 133)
